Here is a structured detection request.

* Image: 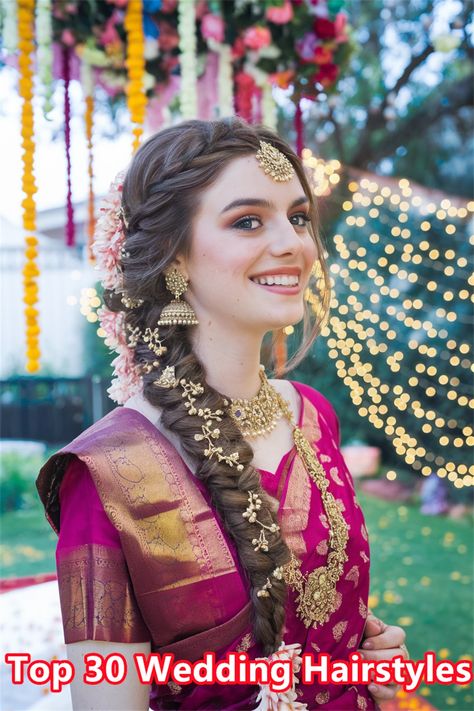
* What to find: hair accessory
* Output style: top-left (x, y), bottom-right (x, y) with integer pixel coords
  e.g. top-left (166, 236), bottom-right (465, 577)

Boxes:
top-left (243, 491), bottom-right (280, 553)
top-left (121, 293), bottom-right (144, 309)
top-left (175, 378), bottom-right (243, 469)
top-left (154, 365), bottom-right (179, 389)
top-left (256, 577), bottom-right (272, 598)
top-left (119, 204), bottom-right (129, 229)
top-left (157, 267), bottom-right (199, 326)
top-left (255, 140), bottom-right (295, 182)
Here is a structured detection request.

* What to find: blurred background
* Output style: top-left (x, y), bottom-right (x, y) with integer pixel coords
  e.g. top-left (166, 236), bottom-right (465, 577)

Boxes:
top-left (0, 1), bottom-right (473, 710)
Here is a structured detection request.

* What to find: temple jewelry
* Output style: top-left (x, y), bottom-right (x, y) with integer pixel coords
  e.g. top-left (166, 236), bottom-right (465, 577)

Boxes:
top-left (157, 267), bottom-right (199, 326)
top-left (154, 365), bottom-right (179, 389)
top-left (228, 365), bottom-right (285, 437)
top-left (229, 366), bottom-right (349, 622)
top-left (255, 140), bottom-right (295, 182)
top-left (271, 388), bottom-right (349, 628)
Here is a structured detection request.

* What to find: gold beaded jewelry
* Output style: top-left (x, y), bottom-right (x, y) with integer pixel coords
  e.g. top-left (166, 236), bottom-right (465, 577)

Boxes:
top-left (154, 365), bottom-right (179, 389)
top-left (255, 141), bottom-right (295, 182)
top-left (228, 365), bottom-right (285, 437)
top-left (121, 293), bottom-right (144, 309)
top-left (157, 267), bottom-right (199, 326)
top-left (270, 387), bottom-right (349, 628)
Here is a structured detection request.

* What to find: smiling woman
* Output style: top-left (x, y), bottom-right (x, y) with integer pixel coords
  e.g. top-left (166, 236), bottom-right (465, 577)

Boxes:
top-left (36, 117), bottom-right (406, 710)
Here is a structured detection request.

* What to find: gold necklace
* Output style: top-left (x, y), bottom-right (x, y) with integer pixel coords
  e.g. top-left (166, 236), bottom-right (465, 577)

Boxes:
top-left (226, 365), bottom-right (285, 437)
top-left (228, 368), bottom-right (349, 629)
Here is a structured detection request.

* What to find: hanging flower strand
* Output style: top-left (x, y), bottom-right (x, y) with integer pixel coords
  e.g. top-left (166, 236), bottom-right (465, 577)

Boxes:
top-left (124, 0), bottom-right (146, 153)
top-left (178, 0), bottom-right (197, 119)
top-left (81, 61), bottom-right (96, 262)
top-left (35, 0), bottom-right (54, 116)
top-left (62, 46), bottom-right (75, 247)
top-left (18, 0), bottom-right (40, 372)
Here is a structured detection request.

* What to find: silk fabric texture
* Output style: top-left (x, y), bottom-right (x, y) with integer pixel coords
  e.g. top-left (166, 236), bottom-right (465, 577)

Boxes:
top-left (36, 381), bottom-right (377, 710)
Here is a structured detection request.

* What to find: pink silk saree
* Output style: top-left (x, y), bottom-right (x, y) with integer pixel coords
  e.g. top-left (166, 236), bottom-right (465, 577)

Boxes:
top-left (36, 381), bottom-right (378, 710)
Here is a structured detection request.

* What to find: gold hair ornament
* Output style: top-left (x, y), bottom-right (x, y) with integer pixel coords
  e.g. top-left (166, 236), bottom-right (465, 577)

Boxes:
top-left (121, 293), bottom-right (144, 309)
top-left (255, 140), bottom-right (295, 182)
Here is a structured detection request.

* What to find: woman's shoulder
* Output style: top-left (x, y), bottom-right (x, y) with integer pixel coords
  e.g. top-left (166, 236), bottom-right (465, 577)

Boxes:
top-left (287, 379), bottom-right (341, 444)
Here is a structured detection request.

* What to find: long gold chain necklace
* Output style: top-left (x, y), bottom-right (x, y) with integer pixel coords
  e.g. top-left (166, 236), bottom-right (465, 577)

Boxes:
top-left (227, 366), bottom-right (349, 628)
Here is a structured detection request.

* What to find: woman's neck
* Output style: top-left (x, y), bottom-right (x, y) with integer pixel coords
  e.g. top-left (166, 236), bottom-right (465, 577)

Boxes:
top-left (190, 323), bottom-right (266, 400)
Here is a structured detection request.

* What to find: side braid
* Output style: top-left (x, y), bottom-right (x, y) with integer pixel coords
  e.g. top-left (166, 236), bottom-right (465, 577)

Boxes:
top-left (140, 329), bottom-right (291, 656)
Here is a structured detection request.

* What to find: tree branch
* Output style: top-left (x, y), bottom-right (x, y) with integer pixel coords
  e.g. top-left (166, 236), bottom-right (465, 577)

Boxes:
top-left (354, 74), bottom-right (474, 168)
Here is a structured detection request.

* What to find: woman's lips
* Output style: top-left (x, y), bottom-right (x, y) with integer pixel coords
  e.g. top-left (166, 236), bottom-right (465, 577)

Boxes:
top-left (249, 279), bottom-right (301, 295)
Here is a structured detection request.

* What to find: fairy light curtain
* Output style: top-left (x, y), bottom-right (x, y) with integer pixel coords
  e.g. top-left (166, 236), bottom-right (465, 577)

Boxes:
top-left (301, 152), bottom-right (474, 490)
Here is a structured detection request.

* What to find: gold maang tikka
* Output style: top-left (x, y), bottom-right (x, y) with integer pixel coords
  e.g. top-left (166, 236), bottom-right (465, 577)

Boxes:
top-left (255, 140), bottom-right (295, 182)
top-left (157, 267), bottom-right (199, 326)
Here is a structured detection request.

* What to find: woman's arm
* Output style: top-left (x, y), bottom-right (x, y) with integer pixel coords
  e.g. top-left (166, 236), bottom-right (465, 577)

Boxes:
top-left (66, 640), bottom-right (151, 711)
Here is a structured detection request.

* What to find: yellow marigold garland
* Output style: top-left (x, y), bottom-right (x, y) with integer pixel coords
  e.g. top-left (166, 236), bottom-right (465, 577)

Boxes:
top-left (124, 0), bottom-right (146, 153)
top-left (18, 0), bottom-right (40, 372)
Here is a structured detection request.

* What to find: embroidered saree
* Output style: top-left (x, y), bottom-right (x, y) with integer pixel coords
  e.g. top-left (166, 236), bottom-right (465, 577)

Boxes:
top-left (36, 381), bottom-right (378, 710)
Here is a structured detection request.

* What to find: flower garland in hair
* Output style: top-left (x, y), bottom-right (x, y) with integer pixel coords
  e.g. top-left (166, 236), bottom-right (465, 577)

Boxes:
top-left (254, 641), bottom-right (307, 711)
top-left (124, 0), bottom-right (146, 153)
top-left (178, 0), bottom-right (197, 119)
top-left (18, 0), bottom-right (40, 373)
top-left (92, 171), bottom-right (142, 404)
top-left (35, 0), bottom-right (54, 116)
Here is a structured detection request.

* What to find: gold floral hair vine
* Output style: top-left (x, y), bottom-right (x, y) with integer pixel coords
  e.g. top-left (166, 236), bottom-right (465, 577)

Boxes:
top-left (153, 363), bottom-right (283, 598)
top-left (255, 140), bottom-right (295, 182)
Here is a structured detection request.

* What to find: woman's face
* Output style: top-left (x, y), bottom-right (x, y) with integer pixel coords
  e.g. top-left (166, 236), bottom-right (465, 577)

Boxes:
top-left (178, 153), bottom-right (318, 335)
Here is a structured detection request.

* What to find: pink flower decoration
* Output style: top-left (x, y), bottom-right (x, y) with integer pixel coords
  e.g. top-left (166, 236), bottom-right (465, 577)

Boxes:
top-left (265, 1), bottom-right (293, 25)
top-left (200, 13), bottom-right (225, 43)
top-left (242, 26), bottom-right (272, 51)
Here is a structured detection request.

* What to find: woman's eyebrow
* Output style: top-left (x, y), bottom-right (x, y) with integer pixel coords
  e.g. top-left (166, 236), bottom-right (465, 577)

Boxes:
top-left (220, 195), bottom-right (309, 214)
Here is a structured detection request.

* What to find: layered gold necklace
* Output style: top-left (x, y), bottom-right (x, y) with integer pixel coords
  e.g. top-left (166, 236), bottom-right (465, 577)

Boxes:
top-left (227, 366), bottom-right (349, 628)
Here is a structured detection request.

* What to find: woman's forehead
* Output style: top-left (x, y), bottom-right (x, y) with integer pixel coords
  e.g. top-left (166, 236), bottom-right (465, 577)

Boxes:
top-left (199, 155), bottom-right (305, 210)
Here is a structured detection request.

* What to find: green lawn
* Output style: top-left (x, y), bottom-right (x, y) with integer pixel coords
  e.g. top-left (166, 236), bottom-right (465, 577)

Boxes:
top-left (357, 488), bottom-right (473, 711)
top-left (1, 490), bottom-right (472, 710)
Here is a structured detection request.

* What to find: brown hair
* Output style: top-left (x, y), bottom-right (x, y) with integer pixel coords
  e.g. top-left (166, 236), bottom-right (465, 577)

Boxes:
top-left (104, 117), bottom-right (331, 655)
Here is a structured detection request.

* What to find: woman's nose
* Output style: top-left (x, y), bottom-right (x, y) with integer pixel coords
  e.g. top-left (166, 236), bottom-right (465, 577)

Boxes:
top-left (270, 217), bottom-right (304, 255)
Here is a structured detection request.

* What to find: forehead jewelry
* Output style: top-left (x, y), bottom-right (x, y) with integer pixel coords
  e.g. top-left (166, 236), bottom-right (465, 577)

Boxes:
top-left (255, 140), bottom-right (295, 182)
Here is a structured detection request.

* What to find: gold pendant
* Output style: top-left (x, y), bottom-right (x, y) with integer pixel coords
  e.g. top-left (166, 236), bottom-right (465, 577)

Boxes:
top-left (281, 425), bottom-right (349, 628)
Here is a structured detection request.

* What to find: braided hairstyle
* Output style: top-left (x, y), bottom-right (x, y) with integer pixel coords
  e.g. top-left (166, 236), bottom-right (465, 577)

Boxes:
top-left (104, 117), bottom-right (331, 656)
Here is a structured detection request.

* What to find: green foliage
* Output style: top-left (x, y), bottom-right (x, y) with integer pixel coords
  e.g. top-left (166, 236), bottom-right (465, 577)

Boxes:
top-left (286, 0), bottom-right (473, 196)
top-left (0, 452), bottom-right (45, 513)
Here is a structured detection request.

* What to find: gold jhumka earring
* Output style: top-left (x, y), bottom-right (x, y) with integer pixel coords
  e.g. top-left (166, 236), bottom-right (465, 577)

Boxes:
top-left (157, 267), bottom-right (199, 326)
